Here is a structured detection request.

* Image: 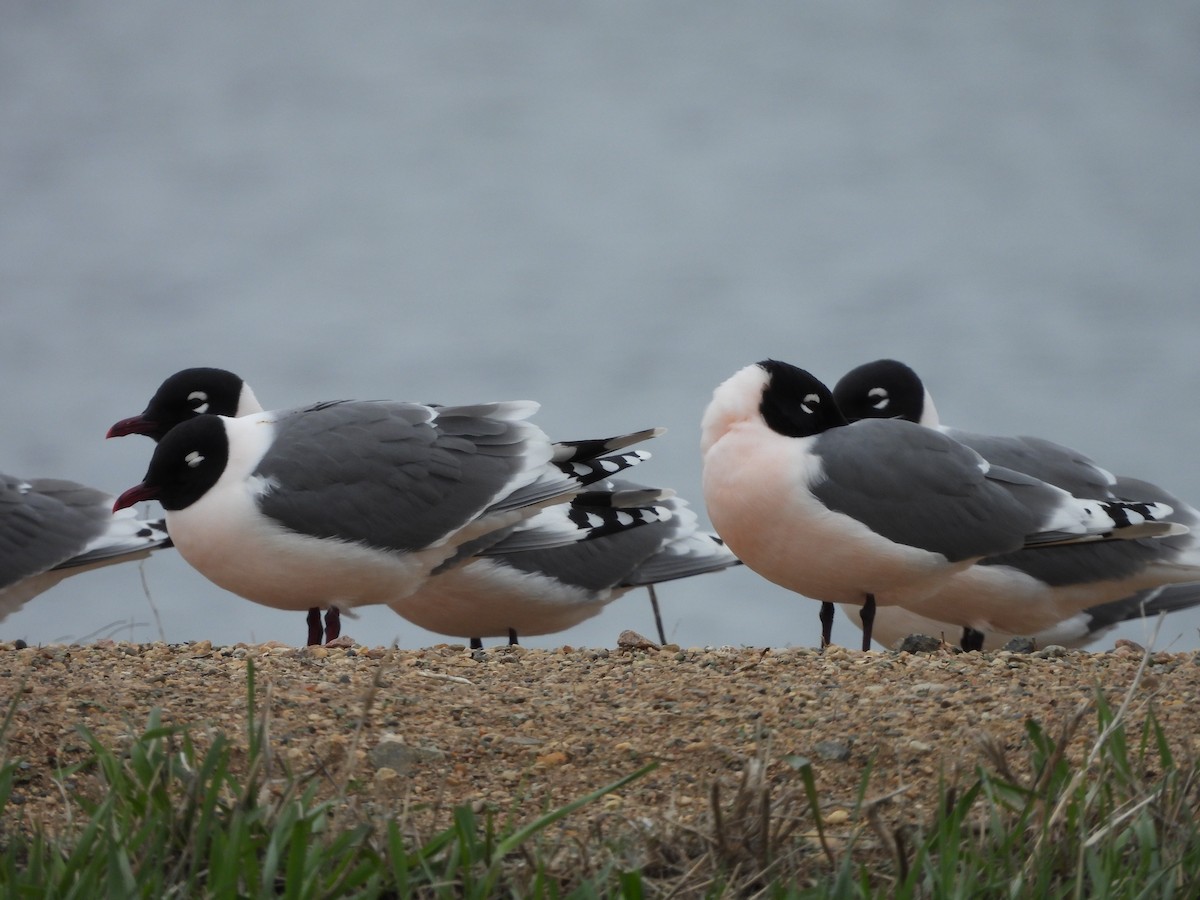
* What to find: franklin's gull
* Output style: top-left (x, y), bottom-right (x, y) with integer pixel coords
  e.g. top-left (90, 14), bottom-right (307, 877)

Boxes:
top-left (113, 398), bottom-right (660, 637)
top-left (110, 368), bottom-right (716, 646)
top-left (393, 485), bottom-right (740, 646)
top-left (700, 360), bottom-right (1182, 650)
top-left (831, 358), bottom-right (1200, 649)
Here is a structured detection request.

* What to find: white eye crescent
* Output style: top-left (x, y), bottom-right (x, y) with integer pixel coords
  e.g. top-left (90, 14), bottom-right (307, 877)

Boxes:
top-left (184, 450), bottom-right (205, 468)
top-left (868, 387), bottom-right (889, 410)
top-left (800, 393), bottom-right (821, 414)
top-left (187, 391), bottom-right (210, 414)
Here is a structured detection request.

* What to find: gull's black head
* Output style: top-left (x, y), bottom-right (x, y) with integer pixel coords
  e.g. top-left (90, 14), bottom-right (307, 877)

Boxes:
top-left (108, 368), bottom-right (250, 441)
top-left (113, 414), bottom-right (231, 513)
top-left (756, 359), bottom-right (847, 438)
top-left (832, 359), bottom-right (927, 424)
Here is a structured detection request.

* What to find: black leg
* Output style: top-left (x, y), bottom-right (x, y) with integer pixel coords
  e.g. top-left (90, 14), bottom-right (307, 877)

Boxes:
top-left (961, 627), bottom-right (985, 652)
top-left (819, 601), bottom-right (835, 649)
top-left (507, 628), bottom-right (519, 646)
top-left (648, 585), bottom-right (667, 645)
top-left (323, 606), bottom-right (341, 643)
top-left (860, 595), bottom-right (876, 652)
top-left (470, 637), bottom-right (483, 650)
top-left (305, 607), bottom-right (322, 646)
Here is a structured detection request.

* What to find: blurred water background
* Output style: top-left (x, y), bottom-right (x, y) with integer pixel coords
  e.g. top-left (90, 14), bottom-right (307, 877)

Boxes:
top-left (3, 1), bottom-right (1199, 651)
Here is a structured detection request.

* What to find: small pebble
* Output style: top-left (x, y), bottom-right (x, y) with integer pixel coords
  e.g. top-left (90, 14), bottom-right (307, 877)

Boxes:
top-left (896, 634), bottom-right (943, 654)
top-left (910, 682), bottom-right (951, 695)
top-left (1002, 637), bottom-right (1037, 654)
top-left (1034, 645), bottom-right (1068, 659)
top-left (1114, 639), bottom-right (1146, 655)
top-left (368, 738), bottom-right (444, 773)
top-left (814, 740), bottom-right (852, 762)
top-left (617, 630), bottom-right (660, 651)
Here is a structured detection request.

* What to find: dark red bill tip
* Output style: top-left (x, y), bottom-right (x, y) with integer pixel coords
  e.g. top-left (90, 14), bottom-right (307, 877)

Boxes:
top-left (114, 483), bottom-right (160, 512)
top-left (107, 415), bottom-right (157, 439)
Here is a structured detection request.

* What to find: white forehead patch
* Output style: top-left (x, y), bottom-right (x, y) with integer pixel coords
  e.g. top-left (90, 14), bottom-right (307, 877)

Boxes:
top-left (185, 450), bottom-right (205, 468)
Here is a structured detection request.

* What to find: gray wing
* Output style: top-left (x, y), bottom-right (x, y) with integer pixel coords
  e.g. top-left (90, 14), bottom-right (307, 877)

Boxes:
top-left (622, 533), bottom-right (740, 586)
top-left (50, 514), bottom-right (171, 570)
top-left (1081, 584), bottom-right (1200, 632)
top-left (1139, 583), bottom-right (1200, 618)
top-left (0, 475), bottom-right (112, 590)
top-left (499, 519), bottom-right (675, 592)
top-left (255, 400), bottom-right (554, 552)
top-left (812, 420), bottom-right (1053, 562)
top-left (428, 486), bottom-right (671, 576)
top-left (620, 496), bottom-right (741, 586)
top-left (467, 484), bottom-right (682, 587)
top-left (944, 428), bottom-right (1115, 499)
top-left (980, 533), bottom-right (1164, 585)
top-left (979, 472), bottom-right (1196, 586)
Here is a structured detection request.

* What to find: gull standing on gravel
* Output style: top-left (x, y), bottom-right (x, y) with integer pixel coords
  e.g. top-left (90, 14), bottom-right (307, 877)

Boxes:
top-left (113, 397), bottom-right (661, 639)
top-left (110, 367), bottom-right (727, 647)
top-left (831, 358), bottom-right (1200, 649)
top-left (394, 485), bottom-right (740, 647)
top-left (700, 359), bottom-right (1183, 650)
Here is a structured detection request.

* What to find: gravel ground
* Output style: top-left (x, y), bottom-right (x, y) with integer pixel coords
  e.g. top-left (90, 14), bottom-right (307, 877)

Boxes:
top-left (3, 631), bottom-right (1199, 863)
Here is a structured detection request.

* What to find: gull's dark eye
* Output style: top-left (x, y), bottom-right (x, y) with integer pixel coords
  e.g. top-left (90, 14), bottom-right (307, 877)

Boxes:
top-left (800, 393), bottom-right (821, 414)
top-left (868, 387), bottom-right (889, 411)
top-left (184, 450), bottom-right (205, 469)
top-left (187, 391), bottom-right (210, 414)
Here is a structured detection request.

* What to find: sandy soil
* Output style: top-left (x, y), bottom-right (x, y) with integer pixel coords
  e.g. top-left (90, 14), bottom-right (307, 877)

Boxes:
top-left (2, 631), bottom-right (1198, 867)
